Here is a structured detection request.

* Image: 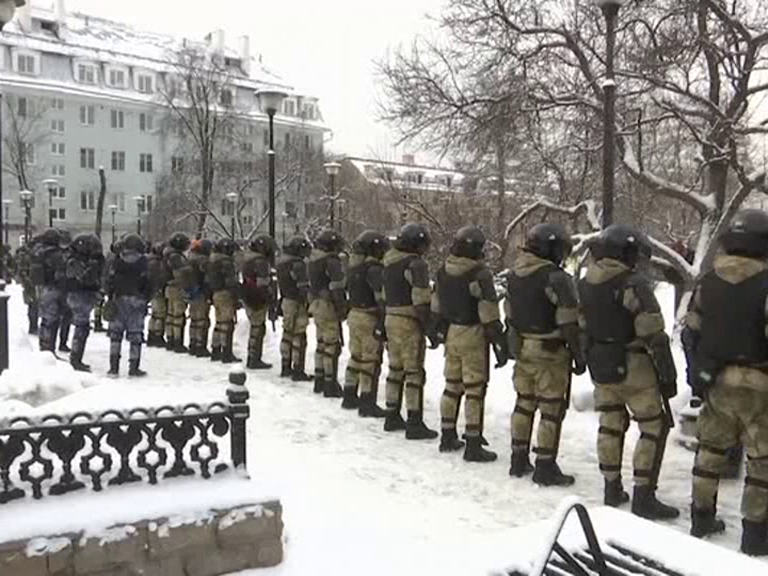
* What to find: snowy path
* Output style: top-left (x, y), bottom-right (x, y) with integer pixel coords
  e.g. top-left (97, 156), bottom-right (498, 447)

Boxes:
top-left (0, 283), bottom-right (762, 574)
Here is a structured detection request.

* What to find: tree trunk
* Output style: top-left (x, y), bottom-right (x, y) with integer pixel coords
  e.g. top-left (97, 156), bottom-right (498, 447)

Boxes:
top-left (95, 167), bottom-right (107, 239)
top-left (495, 141), bottom-right (508, 268)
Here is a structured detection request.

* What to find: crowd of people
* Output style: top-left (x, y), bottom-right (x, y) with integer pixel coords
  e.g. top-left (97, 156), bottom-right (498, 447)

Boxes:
top-left (5, 209), bottom-right (768, 556)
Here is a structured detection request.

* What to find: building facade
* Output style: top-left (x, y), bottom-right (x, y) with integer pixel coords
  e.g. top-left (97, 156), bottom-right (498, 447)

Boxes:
top-left (0, 1), bottom-right (328, 247)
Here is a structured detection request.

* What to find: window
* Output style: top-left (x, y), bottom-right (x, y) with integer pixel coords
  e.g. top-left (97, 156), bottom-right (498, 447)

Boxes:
top-left (50, 208), bottom-right (66, 221)
top-left (18, 97), bottom-right (29, 118)
top-left (285, 201), bottom-right (296, 218)
top-left (171, 156), bottom-right (184, 173)
top-left (140, 153), bottom-right (153, 173)
top-left (110, 110), bottom-right (125, 129)
top-left (77, 63), bottom-right (97, 85)
top-left (50, 186), bottom-right (66, 199)
top-left (304, 104), bottom-right (315, 121)
top-left (50, 119), bottom-right (65, 133)
top-left (50, 142), bottom-right (65, 156)
top-left (304, 202), bottom-right (316, 219)
top-left (145, 195), bottom-right (153, 213)
top-left (305, 135), bottom-right (310, 150)
top-left (263, 130), bottom-right (269, 147)
top-left (21, 143), bottom-right (35, 165)
top-left (108, 68), bottom-right (126, 88)
top-left (284, 133), bottom-right (291, 149)
top-left (137, 74), bottom-right (154, 94)
top-left (79, 105), bottom-right (95, 126)
top-left (240, 142), bottom-right (253, 153)
top-left (111, 192), bottom-right (126, 212)
top-left (283, 99), bottom-right (295, 116)
top-left (220, 89), bottom-right (233, 107)
top-left (243, 215), bottom-right (253, 226)
top-left (248, 124), bottom-right (256, 137)
top-left (139, 113), bottom-right (154, 132)
top-left (111, 151), bottom-right (125, 171)
top-left (17, 54), bottom-right (36, 75)
top-left (51, 98), bottom-right (65, 110)
top-left (80, 147), bottom-right (95, 169)
top-left (80, 190), bottom-right (96, 211)
top-left (51, 164), bottom-right (65, 176)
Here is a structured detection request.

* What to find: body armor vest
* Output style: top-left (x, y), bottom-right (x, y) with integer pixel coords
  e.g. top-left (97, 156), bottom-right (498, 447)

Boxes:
top-left (436, 265), bottom-right (480, 325)
top-left (699, 269), bottom-right (768, 365)
top-left (348, 261), bottom-right (378, 310)
top-left (578, 271), bottom-right (635, 343)
top-left (507, 265), bottom-right (557, 334)
top-left (384, 254), bottom-right (417, 307)
top-left (308, 255), bottom-right (331, 297)
top-left (277, 256), bottom-right (302, 301)
top-left (113, 257), bottom-right (147, 297)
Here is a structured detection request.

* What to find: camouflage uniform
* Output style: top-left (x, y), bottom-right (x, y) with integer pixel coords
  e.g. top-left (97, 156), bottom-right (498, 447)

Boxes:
top-left (186, 241), bottom-right (213, 357)
top-left (14, 244), bottom-right (38, 334)
top-left (276, 244), bottom-right (311, 380)
top-left (308, 244), bottom-right (347, 396)
top-left (686, 252), bottom-right (768, 553)
top-left (506, 248), bottom-right (585, 484)
top-left (57, 231), bottom-right (73, 353)
top-left (206, 240), bottom-right (240, 363)
top-left (164, 242), bottom-right (191, 352)
top-left (240, 243), bottom-right (274, 369)
top-left (32, 232), bottom-right (66, 353)
top-left (147, 243), bottom-right (169, 347)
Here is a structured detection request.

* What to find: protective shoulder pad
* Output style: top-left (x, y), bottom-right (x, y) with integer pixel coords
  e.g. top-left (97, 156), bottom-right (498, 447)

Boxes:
top-left (409, 258), bottom-right (430, 288)
top-left (548, 268), bottom-right (578, 308)
top-left (626, 272), bottom-right (660, 313)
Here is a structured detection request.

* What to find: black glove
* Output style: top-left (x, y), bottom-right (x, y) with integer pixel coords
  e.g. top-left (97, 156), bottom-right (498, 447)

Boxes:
top-left (484, 320), bottom-right (509, 368)
top-left (562, 324), bottom-right (587, 375)
top-left (647, 332), bottom-right (678, 399)
top-left (374, 311), bottom-right (387, 342)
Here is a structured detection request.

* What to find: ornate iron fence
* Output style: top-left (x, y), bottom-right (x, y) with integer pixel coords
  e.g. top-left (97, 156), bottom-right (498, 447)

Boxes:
top-left (0, 371), bottom-right (250, 504)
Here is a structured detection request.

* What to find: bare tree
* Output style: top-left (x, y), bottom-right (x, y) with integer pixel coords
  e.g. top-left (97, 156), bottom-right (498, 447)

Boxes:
top-left (2, 94), bottom-right (49, 192)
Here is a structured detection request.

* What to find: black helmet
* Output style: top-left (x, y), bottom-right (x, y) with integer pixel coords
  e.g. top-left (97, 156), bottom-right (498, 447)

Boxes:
top-left (395, 222), bottom-right (431, 255)
top-left (599, 224), bottom-right (651, 267)
top-left (525, 223), bottom-right (572, 265)
top-left (190, 238), bottom-right (214, 256)
top-left (315, 229), bottom-right (345, 253)
top-left (151, 242), bottom-right (165, 256)
top-left (249, 234), bottom-right (278, 259)
top-left (352, 230), bottom-right (391, 259)
top-left (215, 237), bottom-right (237, 256)
top-left (72, 233), bottom-right (102, 256)
top-left (451, 226), bottom-right (486, 260)
top-left (57, 229), bottom-right (72, 248)
top-left (720, 209), bottom-right (768, 258)
top-left (169, 232), bottom-right (191, 251)
top-left (121, 233), bottom-right (146, 254)
top-left (40, 228), bottom-right (62, 247)
top-left (284, 235), bottom-right (312, 258)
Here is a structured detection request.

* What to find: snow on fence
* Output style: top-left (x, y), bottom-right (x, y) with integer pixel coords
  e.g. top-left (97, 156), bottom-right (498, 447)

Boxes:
top-left (0, 370), bottom-right (250, 504)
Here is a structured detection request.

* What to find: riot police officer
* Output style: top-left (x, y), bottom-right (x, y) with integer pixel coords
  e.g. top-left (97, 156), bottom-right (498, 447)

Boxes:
top-left (147, 242), bottom-right (169, 347)
top-left (186, 239), bottom-right (214, 357)
top-left (240, 234), bottom-right (278, 370)
top-left (31, 229), bottom-right (66, 353)
top-left (684, 210), bottom-right (768, 556)
top-left (64, 234), bottom-right (104, 372)
top-left (164, 232), bottom-right (192, 352)
top-left (277, 236), bottom-right (312, 381)
top-left (207, 237), bottom-right (241, 363)
top-left (104, 234), bottom-right (151, 377)
top-left (506, 223), bottom-right (586, 485)
top-left (343, 230), bottom-right (390, 415)
top-left (57, 229), bottom-right (73, 353)
top-left (382, 222), bottom-right (436, 440)
top-left (14, 240), bottom-right (39, 335)
top-left (433, 226), bottom-right (508, 461)
top-left (579, 224), bottom-right (679, 520)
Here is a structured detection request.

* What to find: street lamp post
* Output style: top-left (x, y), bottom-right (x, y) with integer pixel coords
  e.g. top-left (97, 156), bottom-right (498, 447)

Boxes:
top-left (226, 192), bottom-right (238, 239)
top-left (108, 204), bottom-right (118, 244)
top-left (2, 199), bottom-right (10, 246)
top-left (324, 162), bottom-right (341, 231)
top-left (592, 0), bottom-right (625, 228)
top-left (256, 89), bottom-right (288, 240)
top-left (19, 189), bottom-right (33, 244)
top-left (133, 195), bottom-right (144, 236)
top-left (42, 178), bottom-right (58, 228)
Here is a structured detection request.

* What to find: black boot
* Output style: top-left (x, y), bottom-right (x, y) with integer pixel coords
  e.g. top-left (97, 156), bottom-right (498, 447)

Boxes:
top-left (129, 359), bottom-right (147, 377)
top-left (631, 486), bottom-right (680, 520)
top-left (210, 346), bottom-right (223, 362)
top-left (533, 460), bottom-right (575, 487)
top-left (292, 369), bottom-right (313, 382)
top-left (146, 333), bottom-right (156, 348)
top-left (405, 411), bottom-right (438, 440)
top-left (463, 436), bottom-right (497, 462)
top-left (323, 378), bottom-right (343, 398)
top-left (59, 323), bottom-right (71, 352)
top-left (691, 507), bottom-right (726, 538)
top-left (604, 479), bottom-right (630, 507)
top-left (107, 354), bottom-right (120, 377)
top-left (197, 332), bottom-right (211, 358)
top-left (509, 452), bottom-right (534, 478)
top-left (741, 519), bottom-right (768, 556)
top-left (247, 352), bottom-right (272, 370)
top-left (358, 392), bottom-right (387, 418)
top-left (384, 411), bottom-right (407, 432)
top-left (70, 348), bottom-right (91, 373)
top-left (313, 374), bottom-right (325, 393)
top-left (280, 361), bottom-right (293, 378)
top-left (221, 329), bottom-right (241, 364)
top-left (188, 341), bottom-right (199, 356)
top-left (439, 429), bottom-right (465, 453)
top-left (341, 386), bottom-right (359, 409)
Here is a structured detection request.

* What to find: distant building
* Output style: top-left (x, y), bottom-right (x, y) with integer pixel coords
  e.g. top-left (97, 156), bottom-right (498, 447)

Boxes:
top-left (0, 0), bottom-right (328, 247)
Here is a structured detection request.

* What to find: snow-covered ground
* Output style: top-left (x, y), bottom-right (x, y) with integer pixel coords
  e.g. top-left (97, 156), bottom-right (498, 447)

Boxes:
top-left (0, 283), bottom-right (763, 575)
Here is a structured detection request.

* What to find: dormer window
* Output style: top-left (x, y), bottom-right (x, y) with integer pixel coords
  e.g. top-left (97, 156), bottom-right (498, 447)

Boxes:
top-left (137, 73), bottom-right (155, 94)
top-left (76, 62), bottom-right (98, 85)
top-left (283, 99), bottom-right (296, 116)
top-left (14, 50), bottom-right (40, 76)
top-left (107, 66), bottom-right (128, 89)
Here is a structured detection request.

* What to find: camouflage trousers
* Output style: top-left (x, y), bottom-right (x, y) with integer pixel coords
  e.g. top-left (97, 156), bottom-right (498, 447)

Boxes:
top-left (164, 286), bottom-right (187, 344)
top-left (22, 281), bottom-right (38, 333)
top-left (693, 383), bottom-right (768, 523)
top-left (594, 352), bottom-right (668, 488)
top-left (58, 291), bottom-right (72, 350)
top-left (188, 297), bottom-right (211, 349)
top-left (66, 291), bottom-right (100, 358)
top-left (309, 299), bottom-right (341, 384)
top-left (212, 290), bottom-right (236, 349)
top-left (512, 340), bottom-right (571, 461)
top-left (385, 314), bottom-right (426, 414)
top-left (441, 324), bottom-right (489, 438)
top-left (245, 305), bottom-right (268, 360)
top-left (149, 292), bottom-right (167, 337)
top-left (109, 295), bottom-right (147, 362)
top-left (344, 309), bottom-right (383, 395)
top-left (280, 298), bottom-right (309, 372)
top-left (38, 286), bottom-right (64, 352)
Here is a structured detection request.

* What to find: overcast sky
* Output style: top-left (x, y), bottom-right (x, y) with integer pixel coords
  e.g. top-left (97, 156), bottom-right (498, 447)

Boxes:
top-left (61, 0), bottom-right (445, 160)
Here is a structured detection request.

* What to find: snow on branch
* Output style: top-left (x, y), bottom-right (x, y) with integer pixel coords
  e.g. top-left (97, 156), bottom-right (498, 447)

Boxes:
top-left (504, 198), bottom-right (600, 240)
